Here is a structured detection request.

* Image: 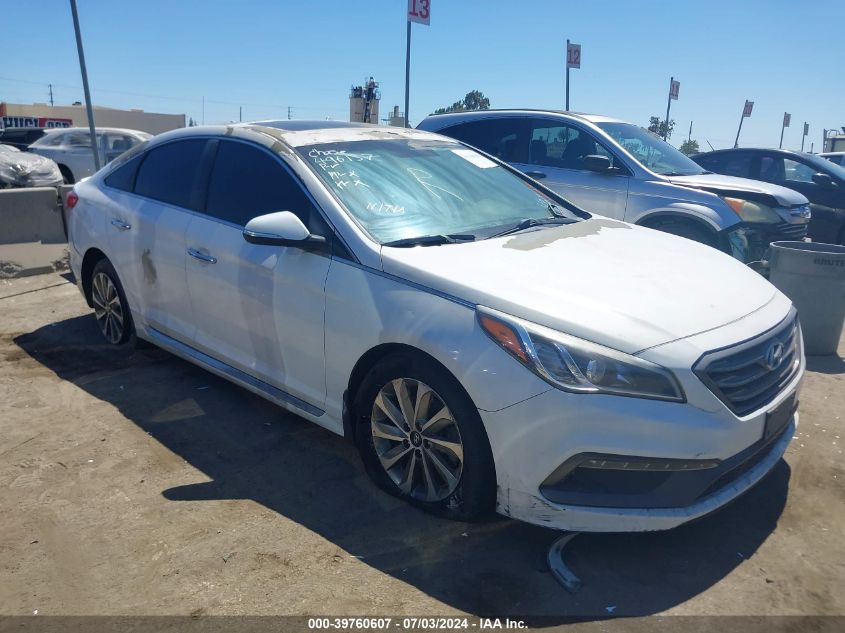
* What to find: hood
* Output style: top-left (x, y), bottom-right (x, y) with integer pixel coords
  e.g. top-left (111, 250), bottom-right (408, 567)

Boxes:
top-left (380, 218), bottom-right (779, 354)
top-left (668, 173), bottom-right (808, 207)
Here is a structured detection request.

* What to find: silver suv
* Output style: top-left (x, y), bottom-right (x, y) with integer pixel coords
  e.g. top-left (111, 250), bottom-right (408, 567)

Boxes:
top-left (418, 110), bottom-right (810, 264)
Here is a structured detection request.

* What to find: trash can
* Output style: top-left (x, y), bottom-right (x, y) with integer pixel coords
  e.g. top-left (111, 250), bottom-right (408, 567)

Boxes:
top-left (769, 241), bottom-right (845, 355)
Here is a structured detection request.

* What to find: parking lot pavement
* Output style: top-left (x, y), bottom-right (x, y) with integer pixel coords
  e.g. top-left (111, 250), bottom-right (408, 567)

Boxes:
top-left (0, 272), bottom-right (843, 622)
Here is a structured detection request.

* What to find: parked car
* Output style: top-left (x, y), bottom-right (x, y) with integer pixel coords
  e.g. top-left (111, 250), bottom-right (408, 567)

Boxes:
top-left (694, 148), bottom-right (845, 245)
top-left (67, 121), bottom-right (803, 532)
top-left (0, 126), bottom-right (48, 150)
top-left (29, 127), bottom-right (151, 184)
top-left (819, 152), bottom-right (845, 167)
top-left (418, 110), bottom-right (810, 263)
top-left (0, 143), bottom-right (62, 189)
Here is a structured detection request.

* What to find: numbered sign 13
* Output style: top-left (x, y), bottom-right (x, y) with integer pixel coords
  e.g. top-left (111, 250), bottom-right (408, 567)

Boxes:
top-left (408, 0), bottom-right (430, 25)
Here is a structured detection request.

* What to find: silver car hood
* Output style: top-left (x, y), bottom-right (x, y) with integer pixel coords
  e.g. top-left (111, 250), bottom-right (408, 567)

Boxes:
top-left (668, 173), bottom-right (808, 207)
top-left (380, 218), bottom-right (779, 355)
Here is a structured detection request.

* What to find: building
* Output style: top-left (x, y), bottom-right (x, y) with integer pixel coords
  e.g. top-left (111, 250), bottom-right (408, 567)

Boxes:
top-left (386, 105), bottom-right (405, 127)
top-left (349, 78), bottom-right (380, 124)
top-left (0, 102), bottom-right (185, 135)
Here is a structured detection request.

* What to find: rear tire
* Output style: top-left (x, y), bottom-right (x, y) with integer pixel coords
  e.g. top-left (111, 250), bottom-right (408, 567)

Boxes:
top-left (90, 259), bottom-right (135, 346)
top-left (58, 165), bottom-right (74, 185)
top-left (353, 354), bottom-right (496, 521)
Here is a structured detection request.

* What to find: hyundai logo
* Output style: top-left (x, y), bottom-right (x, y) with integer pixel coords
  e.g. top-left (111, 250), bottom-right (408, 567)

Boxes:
top-left (764, 342), bottom-right (785, 371)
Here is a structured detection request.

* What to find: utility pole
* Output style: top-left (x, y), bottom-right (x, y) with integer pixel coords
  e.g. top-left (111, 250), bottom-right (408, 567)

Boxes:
top-left (69, 0), bottom-right (100, 170)
top-left (48, 83), bottom-right (54, 107)
top-left (287, 106), bottom-right (292, 120)
top-left (565, 39), bottom-right (570, 111)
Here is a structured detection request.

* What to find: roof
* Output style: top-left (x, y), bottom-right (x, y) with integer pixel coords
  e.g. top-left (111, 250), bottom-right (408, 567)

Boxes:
top-left (43, 126), bottom-right (150, 136)
top-left (419, 109), bottom-right (628, 126)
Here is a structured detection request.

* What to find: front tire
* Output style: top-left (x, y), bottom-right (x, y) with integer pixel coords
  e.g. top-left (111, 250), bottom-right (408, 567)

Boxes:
top-left (90, 259), bottom-right (133, 345)
top-left (354, 354), bottom-right (496, 521)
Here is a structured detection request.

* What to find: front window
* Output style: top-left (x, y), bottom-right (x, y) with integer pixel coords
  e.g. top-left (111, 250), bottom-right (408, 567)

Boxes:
top-left (596, 122), bottom-right (706, 176)
top-left (297, 139), bottom-right (582, 244)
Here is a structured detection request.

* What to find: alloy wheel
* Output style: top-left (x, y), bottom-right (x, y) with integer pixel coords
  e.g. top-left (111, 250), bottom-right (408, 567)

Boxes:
top-left (91, 271), bottom-right (125, 344)
top-left (370, 378), bottom-right (464, 502)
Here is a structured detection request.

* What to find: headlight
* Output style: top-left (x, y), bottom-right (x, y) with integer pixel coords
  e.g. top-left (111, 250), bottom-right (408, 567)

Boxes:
top-left (722, 197), bottom-right (781, 223)
top-left (478, 307), bottom-right (685, 402)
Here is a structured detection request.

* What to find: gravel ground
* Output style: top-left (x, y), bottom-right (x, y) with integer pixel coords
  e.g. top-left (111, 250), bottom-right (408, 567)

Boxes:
top-left (0, 273), bottom-right (842, 628)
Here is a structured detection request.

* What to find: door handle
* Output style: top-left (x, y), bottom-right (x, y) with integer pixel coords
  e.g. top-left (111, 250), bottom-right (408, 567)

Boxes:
top-left (187, 248), bottom-right (217, 264)
top-left (524, 171), bottom-right (547, 180)
top-left (110, 218), bottom-right (131, 231)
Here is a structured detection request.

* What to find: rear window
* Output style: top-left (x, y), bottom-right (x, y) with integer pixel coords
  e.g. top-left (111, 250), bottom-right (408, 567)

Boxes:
top-left (134, 140), bottom-right (207, 209)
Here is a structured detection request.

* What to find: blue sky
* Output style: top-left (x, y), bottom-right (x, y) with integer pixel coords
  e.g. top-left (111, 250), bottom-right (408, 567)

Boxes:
top-left (2, 0), bottom-right (842, 151)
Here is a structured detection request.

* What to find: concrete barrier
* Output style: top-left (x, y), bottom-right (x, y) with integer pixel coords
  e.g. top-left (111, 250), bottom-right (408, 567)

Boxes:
top-left (0, 187), bottom-right (70, 278)
top-left (0, 187), bottom-right (67, 245)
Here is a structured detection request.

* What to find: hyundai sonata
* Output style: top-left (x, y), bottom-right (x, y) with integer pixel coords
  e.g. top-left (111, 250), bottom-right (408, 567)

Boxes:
top-left (66, 121), bottom-right (803, 531)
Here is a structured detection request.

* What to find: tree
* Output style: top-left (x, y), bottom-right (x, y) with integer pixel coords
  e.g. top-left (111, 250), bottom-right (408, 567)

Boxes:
top-left (433, 90), bottom-right (491, 114)
top-left (679, 139), bottom-right (700, 156)
top-left (647, 116), bottom-right (675, 140)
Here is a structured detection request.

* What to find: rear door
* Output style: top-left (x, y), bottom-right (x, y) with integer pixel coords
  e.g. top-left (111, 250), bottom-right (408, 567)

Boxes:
top-left (105, 138), bottom-right (209, 342)
top-left (511, 118), bottom-right (629, 218)
top-left (184, 139), bottom-right (331, 407)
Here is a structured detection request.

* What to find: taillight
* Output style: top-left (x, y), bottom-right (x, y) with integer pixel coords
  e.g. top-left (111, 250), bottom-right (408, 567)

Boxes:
top-left (66, 191), bottom-right (79, 209)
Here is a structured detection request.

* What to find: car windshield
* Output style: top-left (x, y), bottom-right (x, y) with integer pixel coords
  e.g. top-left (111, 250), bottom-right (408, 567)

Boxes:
top-left (596, 122), bottom-right (706, 176)
top-left (297, 138), bottom-right (583, 244)
top-left (803, 153), bottom-right (845, 180)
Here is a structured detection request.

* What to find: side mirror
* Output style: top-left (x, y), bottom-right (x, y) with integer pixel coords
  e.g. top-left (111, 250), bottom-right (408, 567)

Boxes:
top-left (242, 211), bottom-right (327, 249)
top-left (811, 172), bottom-right (836, 188)
top-left (583, 154), bottom-right (613, 173)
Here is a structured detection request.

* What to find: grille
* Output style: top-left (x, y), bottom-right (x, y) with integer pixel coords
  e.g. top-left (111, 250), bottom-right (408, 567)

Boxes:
top-left (774, 222), bottom-right (808, 240)
top-left (694, 312), bottom-right (801, 417)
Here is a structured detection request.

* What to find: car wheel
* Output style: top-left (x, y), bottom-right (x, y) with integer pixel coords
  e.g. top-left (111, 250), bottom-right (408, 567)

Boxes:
top-left (647, 219), bottom-right (717, 248)
top-left (354, 354), bottom-right (496, 521)
top-left (90, 259), bottom-right (134, 345)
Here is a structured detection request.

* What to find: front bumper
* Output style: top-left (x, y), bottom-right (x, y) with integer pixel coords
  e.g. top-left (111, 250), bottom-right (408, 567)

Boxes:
top-left (480, 300), bottom-right (803, 532)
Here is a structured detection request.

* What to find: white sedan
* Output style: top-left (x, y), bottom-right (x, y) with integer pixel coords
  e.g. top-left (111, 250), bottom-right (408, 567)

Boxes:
top-left (66, 121), bottom-right (804, 532)
top-left (29, 126), bottom-right (151, 183)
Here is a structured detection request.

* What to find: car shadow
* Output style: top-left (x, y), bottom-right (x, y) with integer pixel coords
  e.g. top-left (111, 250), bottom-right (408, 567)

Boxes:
top-left (805, 353), bottom-right (845, 375)
top-left (14, 315), bottom-right (791, 621)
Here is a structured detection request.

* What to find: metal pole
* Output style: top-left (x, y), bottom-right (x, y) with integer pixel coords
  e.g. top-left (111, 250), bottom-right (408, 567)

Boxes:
top-left (69, 0), bottom-right (100, 170)
top-left (239, 106), bottom-right (242, 122)
top-left (565, 39), bottom-right (570, 111)
top-left (688, 120), bottom-right (692, 142)
top-left (404, 21), bottom-right (411, 128)
top-left (734, 110), bottom-right (745, 148)
top-left (779, 121), bottom-right (785, 149)
top-left (801, 132), bottom-right (805, 153)
top-left (663, 76), bottom-right (673, 141)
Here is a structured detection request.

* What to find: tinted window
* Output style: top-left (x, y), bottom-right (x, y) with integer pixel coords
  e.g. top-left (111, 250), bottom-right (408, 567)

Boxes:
top-left (759, 155), bottom-right (817, 184)
top-left (698, 152), bottom-right (753, 177)
top-left (528, 120), bottom-right (617, 169)
top-left (103, 155), bottom-right (142, 192)
top-left (134, 139), bottom-right (207, 209)
top-left (440, 119), bottom-right (527, 163)
top-left (205, 140), bottom-right (316, 227)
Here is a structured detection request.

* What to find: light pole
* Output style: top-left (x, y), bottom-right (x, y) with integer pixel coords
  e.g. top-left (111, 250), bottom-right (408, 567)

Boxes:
top-left (69, 0), bottom-right (100, 170)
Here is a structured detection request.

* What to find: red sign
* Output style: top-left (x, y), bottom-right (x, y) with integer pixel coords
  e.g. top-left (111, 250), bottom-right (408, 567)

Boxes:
top-left (408, 0), bottom-right (430, 25)
top-left (742, 100), bottom-right (754, 117)
top-left (567, 42), bottom-right (581, 69)
top-left (1, 116), bottom-right (72, 129)
top-left (669, 79), bottom-right (680, 100)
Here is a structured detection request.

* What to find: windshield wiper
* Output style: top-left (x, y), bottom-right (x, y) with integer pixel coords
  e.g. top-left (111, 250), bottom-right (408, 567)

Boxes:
top-left (490, 216), bottom-right (577, 239)
top-left (383, 233), bottom-right (476, 247)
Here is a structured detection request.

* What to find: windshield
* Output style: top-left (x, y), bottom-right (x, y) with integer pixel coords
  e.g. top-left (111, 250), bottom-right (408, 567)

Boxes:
top-left (597, 122), bottom-right (706, 176)
top-left (804, 153), bottom-right (845, 180)
top-left (297, 139), bottom-right (583, 244)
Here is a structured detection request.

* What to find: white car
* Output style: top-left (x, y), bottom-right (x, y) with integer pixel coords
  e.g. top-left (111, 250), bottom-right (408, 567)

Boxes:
top-left (29, 126), bottom-right (151, 184)
top-left (66, 122), bottom-right (804, 532)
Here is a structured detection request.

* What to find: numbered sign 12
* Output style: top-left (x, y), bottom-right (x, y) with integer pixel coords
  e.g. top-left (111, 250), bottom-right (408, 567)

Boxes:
top-left (408, 0), bottom-right (430, 25)
top-left (567, 43), bottom-right (581, 69)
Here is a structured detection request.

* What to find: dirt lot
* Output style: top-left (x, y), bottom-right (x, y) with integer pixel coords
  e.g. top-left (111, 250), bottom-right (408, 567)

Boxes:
top-left (1, 272), bottom-right (843, 625)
